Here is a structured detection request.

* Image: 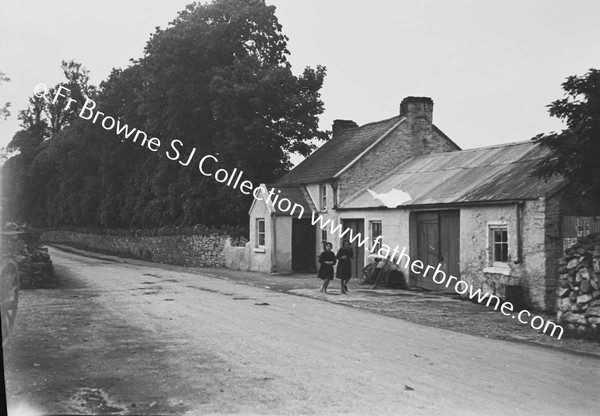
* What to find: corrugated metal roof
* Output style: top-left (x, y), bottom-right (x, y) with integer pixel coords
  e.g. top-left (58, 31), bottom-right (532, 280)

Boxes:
top-left (340, 141), bottom-right (565, 209)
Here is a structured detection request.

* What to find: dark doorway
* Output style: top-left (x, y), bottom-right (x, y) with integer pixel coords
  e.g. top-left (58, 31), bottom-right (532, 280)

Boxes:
top-left (415, 210), bottom-right (460, 291)
top-left (341, 219), bottom-right (365, 279)
top-left (292, 218), bottom-right (316, 272)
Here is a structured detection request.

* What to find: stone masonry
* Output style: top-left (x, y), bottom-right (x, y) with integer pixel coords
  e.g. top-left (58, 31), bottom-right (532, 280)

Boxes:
top-left (41, 229), bottom-right (229, 267)
top-left (338, 97), bottom-right (459, 202)
top-left (556, 233), bottom-right (600, 338)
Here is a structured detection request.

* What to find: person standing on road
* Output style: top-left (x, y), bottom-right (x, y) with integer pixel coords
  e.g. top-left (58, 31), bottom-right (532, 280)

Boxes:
top-left (336, 240), bottom-right (354, 294)
top-left (318, 242), bottom-right (337, 293)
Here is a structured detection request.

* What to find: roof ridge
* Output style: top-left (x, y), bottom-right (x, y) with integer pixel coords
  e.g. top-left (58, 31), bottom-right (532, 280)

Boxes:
top-left (353, 114), bottom-right (401, 129)
top-left (276, 115), bottom-right (405, 186)
top-left (396, 157), bottom-right (542, 175)
top-left (404, 140), bottom-right (537, 163)
top-left (453, 139), bottom-right (535, 152)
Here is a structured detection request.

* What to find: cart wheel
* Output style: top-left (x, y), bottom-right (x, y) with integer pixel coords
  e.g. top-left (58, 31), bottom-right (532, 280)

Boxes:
top-left (359, 264), bottom-right (375, 284)
top-left (1, 259), bottom-right (20, 346)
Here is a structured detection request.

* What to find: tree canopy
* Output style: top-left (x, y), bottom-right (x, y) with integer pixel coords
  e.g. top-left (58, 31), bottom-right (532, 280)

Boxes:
top-left (0, 70), bottom-right (10, 120)
top-left (533, 68), bottom-right (600, 208)
top-left (1, 0), bottom-right (327, 229)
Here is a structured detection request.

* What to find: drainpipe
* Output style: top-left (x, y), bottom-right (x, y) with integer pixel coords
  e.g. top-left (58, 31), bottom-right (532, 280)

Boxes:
top-left (270, 213), bottom-right (277, 272)
top-left (514, 202), bottom-right (523, 264)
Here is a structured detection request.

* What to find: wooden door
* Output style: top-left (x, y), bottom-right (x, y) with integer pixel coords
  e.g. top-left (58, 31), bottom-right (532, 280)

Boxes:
top-left (341, 219), bottom-right (364, 279)
top-left (415, 211), bottom-right (460, 291)
top-left (439, 211), bottom-right (461, 279)
top-left (292, 218), bottom-right (316, 272)
top-left (416, 213), bottom-right (441, 291)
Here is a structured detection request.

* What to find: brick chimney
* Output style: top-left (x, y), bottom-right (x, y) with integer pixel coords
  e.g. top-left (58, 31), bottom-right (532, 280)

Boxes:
top-left (399, 96), bottom-right (433, 125)
top-left (400, 96), bottom-right (434, 155)
top-left (332, 119), bottom-right (358, 136)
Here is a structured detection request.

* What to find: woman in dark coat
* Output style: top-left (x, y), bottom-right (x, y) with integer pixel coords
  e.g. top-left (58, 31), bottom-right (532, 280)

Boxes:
top-left (336, 240), bottom-right (354, 294)
top-left (318, 242), bottom-right (337, 293)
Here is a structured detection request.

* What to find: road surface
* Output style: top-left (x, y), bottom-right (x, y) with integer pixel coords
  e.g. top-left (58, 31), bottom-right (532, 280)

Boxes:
top-left (3, 247), bottom-right (599, 415)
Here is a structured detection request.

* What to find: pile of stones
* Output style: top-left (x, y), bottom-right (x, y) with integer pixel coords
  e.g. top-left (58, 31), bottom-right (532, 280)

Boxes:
top-left (556, 233), bottom-right (600, 338)
top-left (2, 224), bottom-right (55, 288)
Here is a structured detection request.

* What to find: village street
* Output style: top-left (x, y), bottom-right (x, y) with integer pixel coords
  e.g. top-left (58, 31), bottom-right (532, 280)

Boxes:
top-left (3, 247), bottom-right (600, 415)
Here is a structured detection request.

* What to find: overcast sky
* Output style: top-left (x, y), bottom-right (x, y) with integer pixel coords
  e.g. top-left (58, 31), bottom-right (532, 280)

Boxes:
top-left (1, 0), bottom-right (599, 156)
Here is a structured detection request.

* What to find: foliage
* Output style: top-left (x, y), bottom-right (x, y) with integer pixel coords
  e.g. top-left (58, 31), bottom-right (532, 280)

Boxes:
top-left (1, 0), bottom-right (327, 229)
top-left (533, 68), bottom-right (600, 207)
top-left (0, 70), bottom-right (10, 120)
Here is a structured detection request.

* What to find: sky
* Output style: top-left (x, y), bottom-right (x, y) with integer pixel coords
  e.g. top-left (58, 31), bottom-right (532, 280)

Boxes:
top-left (1, 0), bottom-right (599, 157)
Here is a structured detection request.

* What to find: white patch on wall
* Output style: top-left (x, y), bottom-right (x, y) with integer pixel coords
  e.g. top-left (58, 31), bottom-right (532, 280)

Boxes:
top-left (367, 188), bottom-right (412, 208)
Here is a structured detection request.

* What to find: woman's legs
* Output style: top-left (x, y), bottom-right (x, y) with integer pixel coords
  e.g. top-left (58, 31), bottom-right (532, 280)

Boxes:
top-left (321, 278), bottom-right (332, 292)
top-left (340, 278), bottom-right (346, 293)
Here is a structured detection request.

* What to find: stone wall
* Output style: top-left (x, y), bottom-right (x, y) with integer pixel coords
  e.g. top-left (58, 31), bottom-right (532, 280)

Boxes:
top-left (41, 229), bottom-right (231, 267)
top-left (556, 233), bottom-right (600, 337)
top-left (544, 195), bottom-right (563, 310)
top-left (459, 201), bottom-right (551, 311)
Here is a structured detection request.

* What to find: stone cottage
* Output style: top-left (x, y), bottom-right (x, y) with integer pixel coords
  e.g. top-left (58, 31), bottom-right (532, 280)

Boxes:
top-left (234, 97), bottom-right (459, 273)
top-left (232, 96), bottom-right (585, 312)
top-left (339, 141), bottom-right (566, 311)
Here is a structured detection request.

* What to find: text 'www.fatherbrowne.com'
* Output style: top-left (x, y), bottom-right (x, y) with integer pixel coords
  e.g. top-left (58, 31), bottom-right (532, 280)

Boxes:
top-left (310, 212), bottom-right (564, 339)
top-left (36, 82), bottom-right (564, 340)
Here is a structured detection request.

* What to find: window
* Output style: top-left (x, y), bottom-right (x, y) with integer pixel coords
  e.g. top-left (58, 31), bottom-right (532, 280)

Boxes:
top-left (370, 221), bottom-right (382, 253)
top-left (490, 225), bottom-right (508, 265)
top-left (256, 218), bottom-right (266, 247)
top-left (320, 184), bottom-right (327, 211)
top-left (321, 230), bottom-right (328, 250)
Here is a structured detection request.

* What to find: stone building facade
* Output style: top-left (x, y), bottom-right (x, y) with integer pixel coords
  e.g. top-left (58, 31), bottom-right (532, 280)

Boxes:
top-left (239, 97), bottom-right (460, 274)
top-left (238, 96), bottom-right (580, 312)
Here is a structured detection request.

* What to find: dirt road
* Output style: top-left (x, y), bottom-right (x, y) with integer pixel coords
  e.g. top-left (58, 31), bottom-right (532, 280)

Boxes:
top-left (3, 247), bottom-right (599, 415)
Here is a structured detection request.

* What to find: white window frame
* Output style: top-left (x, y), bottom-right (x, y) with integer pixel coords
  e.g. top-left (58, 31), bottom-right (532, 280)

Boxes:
top-left (370, 220), bottom-right (382, 253)
top-left (320, 184), bottom-right (327, 211)
top-left (487, 221), bottom-right (509, 267)
top-left (256, 218), bottom-right (266, 248)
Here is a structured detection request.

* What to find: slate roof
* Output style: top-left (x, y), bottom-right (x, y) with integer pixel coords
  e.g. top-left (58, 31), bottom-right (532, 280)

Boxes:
top-left (264, 185), bottom-right (317, 218)
top-left (340, 141), bottom-right (565, 209)
top-left (275, 116), bottom-right (404, 186)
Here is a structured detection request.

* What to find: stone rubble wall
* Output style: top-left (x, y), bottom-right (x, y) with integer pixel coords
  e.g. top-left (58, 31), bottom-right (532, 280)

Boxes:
top-left (40, 228), bottom-right (240, 268)
top-left (556, 233), bottom-right (600, 337)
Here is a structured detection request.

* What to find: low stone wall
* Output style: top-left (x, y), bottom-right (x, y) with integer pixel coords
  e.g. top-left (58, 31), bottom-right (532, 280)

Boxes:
top-left (556, 233), bottom-right (600, 337)
top-left (41, 229), bottom-right (230, 267)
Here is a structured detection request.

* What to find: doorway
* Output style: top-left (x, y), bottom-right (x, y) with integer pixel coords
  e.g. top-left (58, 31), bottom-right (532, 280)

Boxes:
top-left (414, 210), bottom-right (460, 291)
top-left (341, 219), bottom-right (365, 279)
top-left (292, 218), bottom-right (316, 272)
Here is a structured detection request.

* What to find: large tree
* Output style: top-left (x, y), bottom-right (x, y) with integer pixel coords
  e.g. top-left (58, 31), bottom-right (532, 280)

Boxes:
top-left (107, 0), bottom-right (327, 227)
top-left (2, 60), bottom-right (98, 224)
top-left (0, 70), bottom-right (10, 120)
top-left (2, 0), bottom-right (328, 228)
top-left (533, 68), bottom-right (600, 208)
